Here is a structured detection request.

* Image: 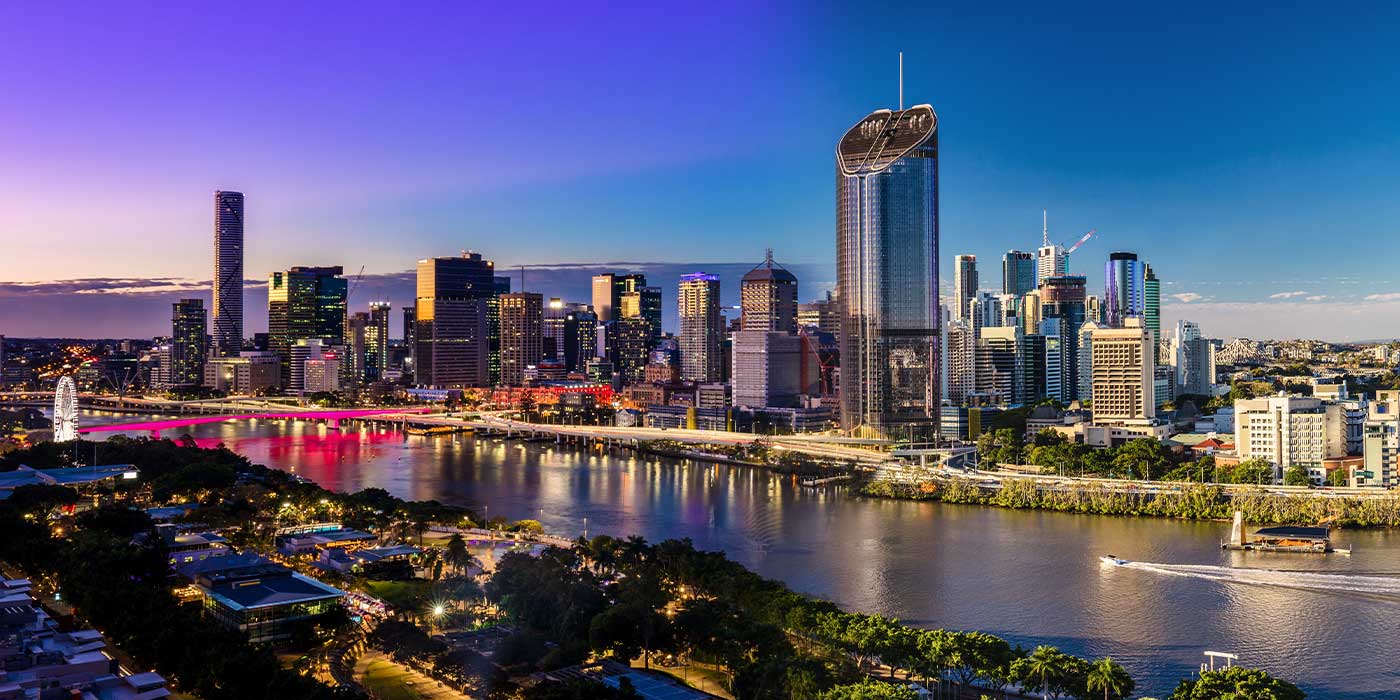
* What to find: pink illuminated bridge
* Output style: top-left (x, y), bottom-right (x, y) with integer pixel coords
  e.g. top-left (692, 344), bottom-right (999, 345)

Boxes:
top-left (77, 408), bottom-right (432, 438)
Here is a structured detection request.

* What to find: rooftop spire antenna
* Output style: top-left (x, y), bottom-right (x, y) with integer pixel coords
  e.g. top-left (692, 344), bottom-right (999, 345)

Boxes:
top-left (898, 51), bottom-right (904, 110)
top-left (765, 247), bottom-right (774, 268)
top-left (1042, 209), bottom-right (1050, 247)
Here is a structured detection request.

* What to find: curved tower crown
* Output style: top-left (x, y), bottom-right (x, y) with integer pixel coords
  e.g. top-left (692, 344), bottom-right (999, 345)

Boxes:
top-left (837, 104), bottom-right (937, 176)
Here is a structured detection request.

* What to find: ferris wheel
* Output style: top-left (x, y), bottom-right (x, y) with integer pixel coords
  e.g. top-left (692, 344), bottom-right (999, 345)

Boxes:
top-left (53, 376), bottom-right (78, 442)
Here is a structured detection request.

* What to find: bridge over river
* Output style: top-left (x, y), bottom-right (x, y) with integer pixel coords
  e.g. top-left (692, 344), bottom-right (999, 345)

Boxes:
top-left (75, 407), bottom-right (433, 438)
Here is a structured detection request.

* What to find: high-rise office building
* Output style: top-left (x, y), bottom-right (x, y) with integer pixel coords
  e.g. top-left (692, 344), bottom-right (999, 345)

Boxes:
top-left (969, 291), bottom-right (1003, 337)
top-left (212, 191), bottom-right (244, 356)
top-left (414, 253), bottom-right (496, 388)
top-left (367, 302), bottom-right (391, 382)
top-left (499, 292), bottom-right (543, 386)
top-left (678, 272), bottom-right (723, 382)
top-left (290, 338), bottom-right (341, 393)
top-left (976, 326), bottom-right (1023, 405)
top-left (798, 291), bottom-right (840, 340)
top-left (953, 255), bottom-right (978, 322)
top-left (1089, 318), bottom-right (1155, 422)
top-left (1085, 295), bottom-right (1102, 325)
top-left (1169, 320), bottom-right (1216, 397)
top-left (732, 331), bottom-right (810, 409)
top-left (267, 266), bottom-right (347, 386)
top-left (1104, 252), bottom-right (1143, 327)
top-left (837, 104), bottom-right (940, 441)
top-left (1039, 318), bottom-right (1068, 403)
top-left (542, 298), bottom-right (568, 360)
top-left (1077, 321), bottom-right (1099, 401)
top-left (348, 312), bottom-right (370, 385)
top-left (170, 299), bottom-right (207, 387)
top-left (592, 273), bottom-right (649, 324)
top-left (740, 250), bottom-right (798, 332)
top-left (563, 308), bottom-right (598, 373)
top-left (1036, 211), bottom-right (1068, 283)
top-left (613, 316), bottom-right (653, 384)
top-left (1143, 263), bottom-right (1161, 351)
top-left (1039, 275), bottom-right (1087, 400)
top-left (945, 318), bottom-right (976, 405)
top-left (1002, 251), bottom-right (1036, 297)
top-left (488, 276), bottom-right (511, 385)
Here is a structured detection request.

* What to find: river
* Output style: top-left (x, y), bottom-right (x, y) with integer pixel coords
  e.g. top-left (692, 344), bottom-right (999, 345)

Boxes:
top-left (72, 411), bottom-right (1400, 697)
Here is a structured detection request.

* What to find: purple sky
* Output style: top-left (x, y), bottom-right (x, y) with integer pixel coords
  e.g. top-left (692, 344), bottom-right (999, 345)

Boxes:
top-left (5, 2), bottom-right (1400, 340)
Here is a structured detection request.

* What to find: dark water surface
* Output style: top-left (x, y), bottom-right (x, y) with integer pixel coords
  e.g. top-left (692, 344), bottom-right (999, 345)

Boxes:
top-left (78, 412), bottom-right (1400, 697)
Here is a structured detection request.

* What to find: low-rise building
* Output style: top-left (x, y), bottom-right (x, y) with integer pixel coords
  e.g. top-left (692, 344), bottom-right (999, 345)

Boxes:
top-left (1233, 395), bottom-right (1347, 481)
top-left (190, 557), bottom-right (345, 644)
top-left (274, 523), bottom-right (376, 555)
top-left (203, 352), bottom-right (280, 394)
top-left (0, 578), bottom-right (171, 700)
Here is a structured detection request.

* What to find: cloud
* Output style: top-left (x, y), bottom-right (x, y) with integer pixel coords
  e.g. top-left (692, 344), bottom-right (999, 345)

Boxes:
top-left (1161, 297), bottom-right (1400, 342)
top-left (0, 278), bottom-right (264, 299)
top-left (0, 261), bottom-right (839, 338)
top-left (1170, 292), bottom-right (1203, 303)
top-left (1269, 290), bottom-right (1309, 299)
top-left (1305, 295), bottom-right (1327, 302)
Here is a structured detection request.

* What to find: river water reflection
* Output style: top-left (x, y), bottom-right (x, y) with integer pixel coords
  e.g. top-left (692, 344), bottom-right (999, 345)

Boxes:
top-left (81, 413), bottom-right (1400, 697)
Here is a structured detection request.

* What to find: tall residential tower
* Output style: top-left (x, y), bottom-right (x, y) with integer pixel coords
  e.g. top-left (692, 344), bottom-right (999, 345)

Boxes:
top-left (836, 103), bottom-right (940, 441)
top-left (678, 272), bottom-right (723, 382)
top-left (212, 191), bottom-right (244, 356)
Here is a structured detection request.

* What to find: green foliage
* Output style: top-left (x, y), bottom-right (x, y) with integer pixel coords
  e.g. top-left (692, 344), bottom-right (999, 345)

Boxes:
top-left (4, 484), bottom-right (79, 515)
top-left (1, 512), bottom-right (345, 699)
top-left (1283, 465), bottom-right (1312, 487)
top-left (817, 678), bottom-right (919, 700)
top-left (865, 474), bottom-right (1400, 527)
top-left (1169, 665), bottom-right (1306, 700)
top-left (1326, 467), bottom-right (1349, 487)
top-left (1086, 657), bottom-right (1134, 700)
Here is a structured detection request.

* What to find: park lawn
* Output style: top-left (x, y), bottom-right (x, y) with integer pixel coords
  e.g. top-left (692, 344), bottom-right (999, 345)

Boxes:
top-left (364, 579), bottom-right (436, 613)
top-left (361, 658), bottom-right (423, 700)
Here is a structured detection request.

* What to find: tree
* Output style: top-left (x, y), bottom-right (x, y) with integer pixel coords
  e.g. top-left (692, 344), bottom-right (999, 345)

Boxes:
top-left (1113, 438), bottom-right (1171, 481)
top-left (1016, 645), bottom-right (1067, 699)
top-left (1086, 657), bottom-right (1134, 700)
top-left (444, 533), bottom-right (472, 576)
top-left (1283, 465), bottom-right (1312, 487)
top-left (817, 678), bottom-right (919, 700)
top-left (1326, 467), bottom-right (1349, 487)
top-left (1169, 665), bottom-right (1305, 700)
top-left (1228, 458), bottom-right (1275, 485)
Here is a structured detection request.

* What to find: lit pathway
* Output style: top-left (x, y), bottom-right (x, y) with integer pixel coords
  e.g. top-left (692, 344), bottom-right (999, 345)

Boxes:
top-left (354, 650), bottom-right (469, 700)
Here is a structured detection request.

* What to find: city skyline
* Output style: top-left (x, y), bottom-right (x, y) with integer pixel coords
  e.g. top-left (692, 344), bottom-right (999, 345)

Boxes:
top-left (6, 3), bottom-right (1400, 340)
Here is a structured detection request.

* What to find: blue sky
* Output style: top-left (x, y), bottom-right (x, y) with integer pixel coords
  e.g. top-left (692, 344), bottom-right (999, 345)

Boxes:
top-left (3, 1), bottom-right (1400, 339)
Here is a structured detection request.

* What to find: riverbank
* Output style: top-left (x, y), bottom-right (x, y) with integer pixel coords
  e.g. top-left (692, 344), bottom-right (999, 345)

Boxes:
top-left (862, 475), bottom-right (1400, 527)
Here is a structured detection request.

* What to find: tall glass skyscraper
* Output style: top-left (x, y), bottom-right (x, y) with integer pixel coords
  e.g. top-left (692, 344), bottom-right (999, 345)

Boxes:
top-left (212, 191), bottom-right (244, 357)
top-left (836, 104), bottom-right (940, 442)
top-left (1002, 250), bottom-right (1036, 297)
top-left (267, 266), bottom-right (347, 386)
top-left (1104, 251), bottom-right (1143, 328)
top-left (1143, 263), bottom-right (1161, 352)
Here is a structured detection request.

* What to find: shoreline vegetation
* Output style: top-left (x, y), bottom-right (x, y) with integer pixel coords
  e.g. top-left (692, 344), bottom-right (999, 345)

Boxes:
top-left (0, 436), bottom-right (1311, 698)
top-left (860, 476), bottom-right (1400, 528)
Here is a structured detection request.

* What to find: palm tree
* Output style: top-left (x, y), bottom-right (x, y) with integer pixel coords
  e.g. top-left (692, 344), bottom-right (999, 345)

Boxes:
top-left (1086, 657), bottom-right (1133, 700)
top-left (444, 533), bottom-right (469, 576)
top-left (412, 518), bottom-right (430, 545)
top-left (1025, 645), bottom-right (1063, 700)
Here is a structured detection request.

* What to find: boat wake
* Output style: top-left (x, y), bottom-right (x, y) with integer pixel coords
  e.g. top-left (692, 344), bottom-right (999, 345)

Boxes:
top-left (1120, 562), bottom-right (1400, 597)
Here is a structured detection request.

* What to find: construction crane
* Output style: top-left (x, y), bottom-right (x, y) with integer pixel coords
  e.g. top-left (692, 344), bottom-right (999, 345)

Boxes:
top-left (346, 265), bottom-right (366, 301)
top-left (1065, 228), bottom-right (1097, 255)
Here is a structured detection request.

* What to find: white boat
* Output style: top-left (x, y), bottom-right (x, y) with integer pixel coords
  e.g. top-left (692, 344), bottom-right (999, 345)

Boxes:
top-left (1099, 554), bottom-right (1129, 567)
